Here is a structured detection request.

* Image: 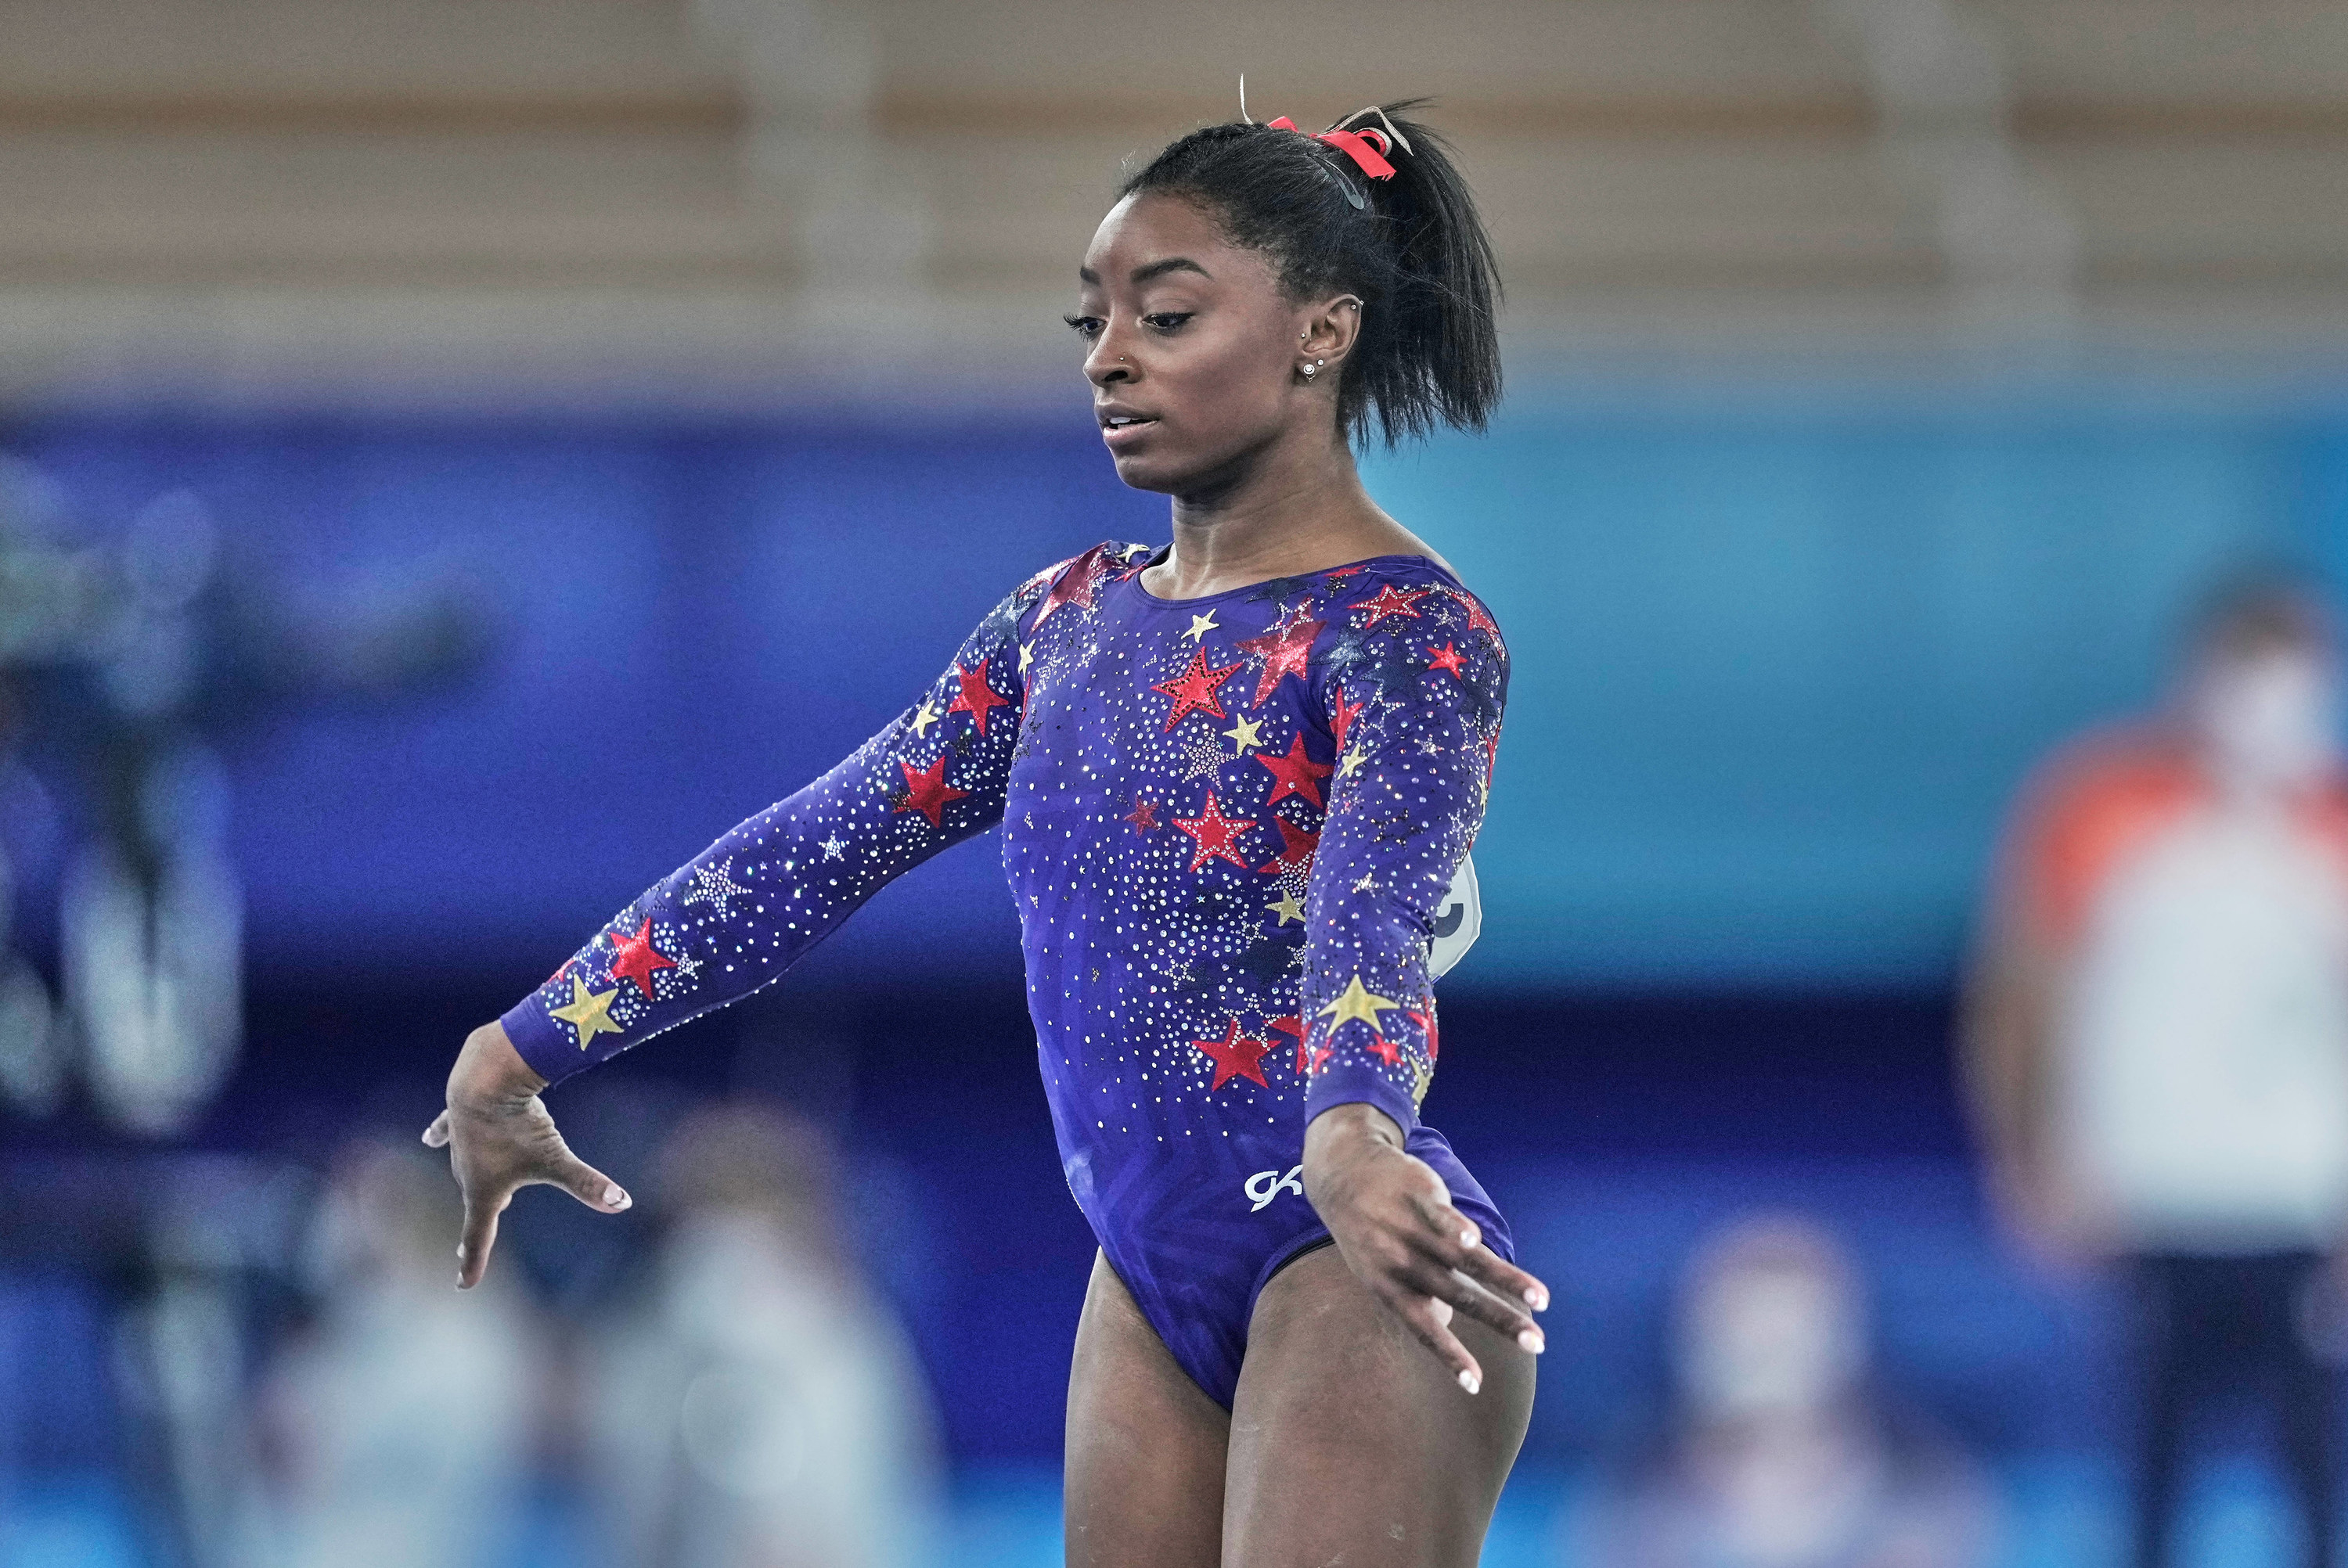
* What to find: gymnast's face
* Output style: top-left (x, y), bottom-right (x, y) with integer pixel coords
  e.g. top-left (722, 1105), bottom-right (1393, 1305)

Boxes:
top-left (1071, 192), bottom-right (1338, 494)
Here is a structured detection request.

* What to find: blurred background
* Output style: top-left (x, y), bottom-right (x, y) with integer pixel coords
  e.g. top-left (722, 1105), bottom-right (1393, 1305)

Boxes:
top-left (3, 2), bottom-right (2348, 1565)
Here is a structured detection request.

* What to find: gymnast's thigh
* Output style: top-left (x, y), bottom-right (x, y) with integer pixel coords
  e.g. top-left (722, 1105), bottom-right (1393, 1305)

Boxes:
top-left (1064, 1249), bottom-right (1230, 1568)
top-left (1221, 1243), bottom-right (1535, 1568)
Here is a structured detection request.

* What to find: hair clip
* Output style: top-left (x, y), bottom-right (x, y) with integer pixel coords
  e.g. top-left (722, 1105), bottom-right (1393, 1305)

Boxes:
top-left (1331, 104), bottom-right (1414, 157)
top-left (1264, 115), bottom-right (1395, 187)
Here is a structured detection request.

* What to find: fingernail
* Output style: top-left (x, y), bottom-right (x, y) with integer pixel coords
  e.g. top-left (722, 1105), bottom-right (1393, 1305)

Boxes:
top-left (1460, 1228), bottom-right (1478, 1249)
top-left (1457, 1369), bottom-right (1481, 1395)
top-left (1525, 1286), bottom-right (1550, 1311)
top-left (605, 1185), bottom-right (631, 1210)
top-left (1518, 1328), bottom-right (1545, 1354)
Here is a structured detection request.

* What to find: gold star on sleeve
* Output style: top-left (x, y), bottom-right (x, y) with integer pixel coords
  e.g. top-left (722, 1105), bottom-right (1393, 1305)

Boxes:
top-left (550, 976), bottom-right (624, 1051)
top-left (910, 699), bottom-right (942, 737)
top-left (1337, 746), bottom-right (1370, 779)
top-left (1319, 973), bottom-right (1401, 1030)
top-left (1223, 714), bottom-right (1264, 754)
top-left (1267, 889), bottom-right (1306, 926)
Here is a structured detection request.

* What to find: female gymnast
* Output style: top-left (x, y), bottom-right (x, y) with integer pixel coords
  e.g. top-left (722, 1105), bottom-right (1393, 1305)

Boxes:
top-left (427, 100), bottom-right (1547, 1565)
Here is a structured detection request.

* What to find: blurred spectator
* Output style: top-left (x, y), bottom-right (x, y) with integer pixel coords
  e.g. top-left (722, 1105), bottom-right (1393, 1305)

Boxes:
top-left (254, 1138), bottom-right (544, 1568)
top-left (1586, 1214), bottom-right (1993, 1568)
top-left (580, 1103), bottom-right (938, 1568)
top-left (1964, 577), bottom-right (2348, 1568)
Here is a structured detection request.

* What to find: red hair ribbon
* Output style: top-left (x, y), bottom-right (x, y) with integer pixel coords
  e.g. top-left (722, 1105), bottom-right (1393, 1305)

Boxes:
top-left (1265, 116), bottom-right (1397, 181)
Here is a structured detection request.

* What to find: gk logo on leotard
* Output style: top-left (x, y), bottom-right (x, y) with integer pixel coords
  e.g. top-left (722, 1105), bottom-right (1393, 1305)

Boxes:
top-left (1244, 1164), bottom-right (1305, 1212)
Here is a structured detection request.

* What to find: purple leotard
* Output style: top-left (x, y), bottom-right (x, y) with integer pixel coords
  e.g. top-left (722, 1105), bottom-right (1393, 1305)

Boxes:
top-left (502, 541), bottom-right (1514, 1405)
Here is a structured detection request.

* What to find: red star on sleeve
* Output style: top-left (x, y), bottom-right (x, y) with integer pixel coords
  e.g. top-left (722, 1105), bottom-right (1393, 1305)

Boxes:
top-left (1328, 687), bottom-right (1369, 752)
top-left (1449, 588), bottom-right (1501, 642)
top-left (1255, 815), bottom-right (1320, 877)
top-left (1151, 647), bottom-right (1244, 732)
top-left (1124, 797), bottom-right (1160, 833)
top-left (1192, 1016), bottom-right (1270, 1090)
top-left (1256, 733), bottom-right (1334, 810)
top-left (1355, 584), bottom-right (1426, 628)
top-left (1403, 1003), bottom-right (1439, 1061)
top-left (895, 755), bottom-right (971, 827)
top-left (607, 917), bottom-right (677, 999)
top-left (1172, 789), bottom-right (1256, 872)
top-left (1425, 641), bottom-right (1466, 679)
top-left (947, 659), bottom-right (1013, 734)
top-left (1236, 611), bottom-right (1325, 707)
top-left (1031, 545), bottom-right (1108, 630)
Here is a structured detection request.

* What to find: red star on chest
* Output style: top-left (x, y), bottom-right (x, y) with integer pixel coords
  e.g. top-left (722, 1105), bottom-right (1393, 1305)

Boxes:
top-left (895, 755), bottom-right (970, 827)
top-left (1172, 789), bottom-right (1256, 872)
top-left (1192, 1016), bottom-right (1270, 1091)
top-left (1151, 646), bottom-right (1244, 732)
top-left (607, 917), bottom-right (677, 1000)
top-left (1124, 797), bottom-right (1159, 833)
top-left (1236, 611), bottom-right (1326, 707)
top-left (1255, 815), bottom-right (1320, 876)
top-left (1328, 688), bottom-right (1369, 753)
top-left (1265, 1014), bottom-right (1317, 1074)
top-left (1424, 641), bottom-right (1467, 679)
top-left (947, 659), bottom-right (1012, 734)
top-left (1355, 584), bottom-right (1426, 628)
top-left (1031, 546), bottom-right (1108, 630)
top-left (1256, 733), bottom-right (1334, 810)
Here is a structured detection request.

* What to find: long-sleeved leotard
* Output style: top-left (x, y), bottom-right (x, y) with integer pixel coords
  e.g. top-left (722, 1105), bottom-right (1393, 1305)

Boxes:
top-left (502, 541), bottom-right (1512, 1404)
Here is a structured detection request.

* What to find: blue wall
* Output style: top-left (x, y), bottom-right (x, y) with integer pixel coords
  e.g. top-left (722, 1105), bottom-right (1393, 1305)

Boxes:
top-left (9, 391), bottom-right (2336, 991)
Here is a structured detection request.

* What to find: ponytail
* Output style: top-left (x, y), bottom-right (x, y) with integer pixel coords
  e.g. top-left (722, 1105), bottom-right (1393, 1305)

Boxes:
top-left (1118, 99), bottom-right (1504, 448)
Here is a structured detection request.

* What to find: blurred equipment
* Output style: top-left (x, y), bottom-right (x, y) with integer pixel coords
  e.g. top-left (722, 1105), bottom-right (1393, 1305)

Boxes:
top-left (256, 1138), bottom-right (544, 1568)
top-left (582, 1103), bottom-right (939, 1568)
top-left (0, 459), bottom-right (491, 1136)
top-left (1964, 577), bottom-right (2348, 1568)
top-left (1587, 1214), bottom-right (1993, 1568)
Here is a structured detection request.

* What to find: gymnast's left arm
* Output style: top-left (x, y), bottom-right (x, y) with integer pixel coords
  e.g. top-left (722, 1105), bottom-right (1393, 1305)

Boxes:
top-left (1295, 593), bottom-right (1550, 1392)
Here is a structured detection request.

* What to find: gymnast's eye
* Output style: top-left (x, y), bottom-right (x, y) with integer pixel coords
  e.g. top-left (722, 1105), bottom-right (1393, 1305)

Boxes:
top-left (1142, 312), bottom-right (1194, 335)
top-left (1064, 315), bottom-right (1104, 340)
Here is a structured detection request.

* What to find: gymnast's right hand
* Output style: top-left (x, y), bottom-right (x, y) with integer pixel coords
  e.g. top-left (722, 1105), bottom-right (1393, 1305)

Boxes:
top-left (422, 1020), bottom-right (632, 1289)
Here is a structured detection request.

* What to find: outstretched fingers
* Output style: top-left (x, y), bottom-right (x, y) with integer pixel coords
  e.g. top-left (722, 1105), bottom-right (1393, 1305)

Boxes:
top-left (457, 1189), bottom-right (506, 1290)
top-left (546, 1147), bottom-right (632, 1215)
top-left (1405, 1187), bottom-right (1548, 1353)
top-left (1390, 1285), bottom-right (1486, 1394)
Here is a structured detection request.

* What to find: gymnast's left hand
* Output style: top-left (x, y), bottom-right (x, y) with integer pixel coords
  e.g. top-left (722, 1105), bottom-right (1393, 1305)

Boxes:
top-left (1302, 1102), bottom-right (1550, 1394)
top-left (422, 1020), bottom-right (633, 1290)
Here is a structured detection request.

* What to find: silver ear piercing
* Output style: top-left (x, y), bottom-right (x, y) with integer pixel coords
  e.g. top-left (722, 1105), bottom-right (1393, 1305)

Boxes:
top-left (1302, 359), bottom-right (1323, 379)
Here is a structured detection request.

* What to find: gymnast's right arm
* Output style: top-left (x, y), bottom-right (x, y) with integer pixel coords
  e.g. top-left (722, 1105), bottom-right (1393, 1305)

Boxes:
top-left (424, 565), bottom-right (1050, 1287)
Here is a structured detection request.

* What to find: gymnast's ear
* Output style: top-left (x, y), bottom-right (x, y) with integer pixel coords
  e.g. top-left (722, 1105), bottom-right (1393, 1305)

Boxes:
top-left (1298, 293), bottom-right (1365, 370)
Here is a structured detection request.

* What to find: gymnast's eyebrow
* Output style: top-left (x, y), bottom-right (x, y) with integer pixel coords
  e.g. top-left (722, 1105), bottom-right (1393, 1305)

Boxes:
top-left (1078, 257), bottom-right (1214, 286)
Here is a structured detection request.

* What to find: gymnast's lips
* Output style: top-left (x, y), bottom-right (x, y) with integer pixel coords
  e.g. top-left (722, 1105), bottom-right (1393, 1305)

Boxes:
top-left (1098, 405), bottom-right (1160, 448)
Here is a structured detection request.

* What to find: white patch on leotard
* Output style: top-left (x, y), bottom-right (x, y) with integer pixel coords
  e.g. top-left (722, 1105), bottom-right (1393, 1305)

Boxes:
top-left (1428, 853), bottom-right (1481, 980)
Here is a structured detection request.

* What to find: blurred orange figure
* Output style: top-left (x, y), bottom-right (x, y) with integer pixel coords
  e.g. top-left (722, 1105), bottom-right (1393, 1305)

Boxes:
top-left (1965, 577), bottom-right (2348, 1568)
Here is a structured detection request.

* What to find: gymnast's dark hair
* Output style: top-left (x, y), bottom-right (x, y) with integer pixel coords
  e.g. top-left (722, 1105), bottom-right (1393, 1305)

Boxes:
top-left (1118, 100), bottom-right (1502, 448)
